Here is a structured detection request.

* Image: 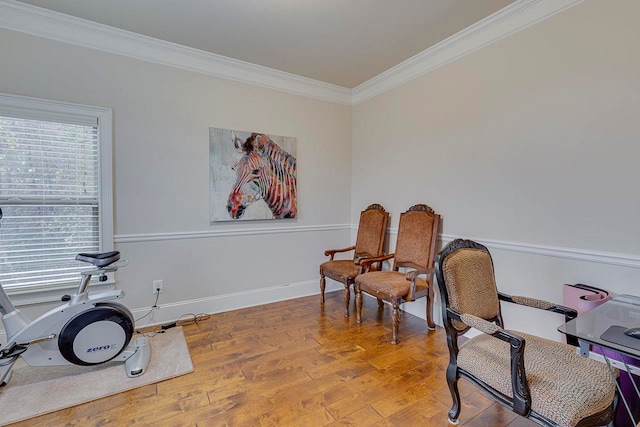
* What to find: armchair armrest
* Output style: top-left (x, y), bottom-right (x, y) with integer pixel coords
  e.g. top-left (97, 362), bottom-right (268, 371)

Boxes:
top-left (498, 292), bottom-right (578, 320)
top-left (356, 253), bottom-right (395, 273)
top-left (447, 308), bottom-right (531, 416)
top-left (498, 292), bottom-right (579, 345)
top-left (459, 313), bottom-right (501, 335)
top-left (405, 267), bottom-right (435, 301)
top-left (405, 267), bottom-right (435, 282)
top-left (324, 245), bottom-right (355, 260)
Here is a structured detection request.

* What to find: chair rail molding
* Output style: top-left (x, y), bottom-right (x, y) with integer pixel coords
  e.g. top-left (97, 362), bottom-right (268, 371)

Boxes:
top-left (0, 0), bottom-right (584, 106)
top-left (114, 223), bottom-right (351, 244)
top-left (353, 224), bottom-right (640, 269)
top-left (439, 234), bottom-right (640, 270)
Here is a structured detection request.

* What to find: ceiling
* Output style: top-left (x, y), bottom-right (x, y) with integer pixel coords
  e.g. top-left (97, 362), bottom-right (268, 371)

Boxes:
top-left (14, 0), bottom-right (515, 89)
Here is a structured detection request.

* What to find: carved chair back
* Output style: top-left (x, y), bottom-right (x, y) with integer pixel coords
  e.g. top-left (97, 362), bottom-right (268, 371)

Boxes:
top-left (392, 204), bottom-right (439, 272)
top-left (437, 241), bottom-right (501, 332)
top-left (353, 204), bottom-right (389, 259)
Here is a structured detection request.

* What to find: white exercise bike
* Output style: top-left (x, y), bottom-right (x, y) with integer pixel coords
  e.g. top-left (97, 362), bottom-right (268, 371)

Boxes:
top-left (0, 248), bottom-right (150, 386)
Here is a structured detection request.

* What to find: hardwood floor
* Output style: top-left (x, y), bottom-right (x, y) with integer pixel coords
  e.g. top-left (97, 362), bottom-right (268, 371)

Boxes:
top-left (9, 291), bottom-right (537, 426)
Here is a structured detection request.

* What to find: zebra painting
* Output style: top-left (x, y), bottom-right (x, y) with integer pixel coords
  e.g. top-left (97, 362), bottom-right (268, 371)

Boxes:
top-left (224, 131), bottom-right (297, 220)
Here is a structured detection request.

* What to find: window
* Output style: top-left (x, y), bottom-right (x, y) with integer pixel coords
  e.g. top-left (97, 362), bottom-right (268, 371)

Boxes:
top-left (0, 93), bottom-right (113, 295)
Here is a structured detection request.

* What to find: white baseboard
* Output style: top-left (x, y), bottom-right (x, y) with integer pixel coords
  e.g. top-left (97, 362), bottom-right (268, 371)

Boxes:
top-left (0, 279), bottom-right (341, 342)
top-left (131, 279), bottom-right (343, 329)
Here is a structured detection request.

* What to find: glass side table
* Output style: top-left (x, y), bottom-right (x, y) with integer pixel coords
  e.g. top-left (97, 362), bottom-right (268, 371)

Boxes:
top-left (558, 294), bottom-right (640, 427)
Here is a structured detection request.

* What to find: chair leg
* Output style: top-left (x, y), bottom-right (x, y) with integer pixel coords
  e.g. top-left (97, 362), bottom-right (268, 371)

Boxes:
top-left (426, 285), bottom-right (436, 330)
top-left (607, 389), bottom-right (619, 427)
top-left (446, 364), bottom-right (461, 424)
top-left (320, 275), bottom-right (326, 304)
top-left (355, 284), bottom-right (363, 324)
top-left (377, 298), bottom-right (384, 308)
top-left (391, 301), bottom-right (400, 344)
top-left (344, 285), bottom-right (350, 317)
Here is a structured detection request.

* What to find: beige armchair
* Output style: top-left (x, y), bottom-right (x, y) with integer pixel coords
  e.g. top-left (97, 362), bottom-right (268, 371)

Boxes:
top-left (319, 204), bottom-right (389, 317)
top-left (435, 238), bottom-right (618, 426)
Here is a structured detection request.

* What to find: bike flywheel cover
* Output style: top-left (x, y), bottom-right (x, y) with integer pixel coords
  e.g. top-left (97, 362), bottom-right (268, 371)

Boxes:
top-left (58, 304), bottom-right (134, 366)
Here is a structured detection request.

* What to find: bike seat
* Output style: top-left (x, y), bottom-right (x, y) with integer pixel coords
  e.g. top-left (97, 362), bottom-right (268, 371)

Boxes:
top-left (76, 251), bottom-right (121, 268)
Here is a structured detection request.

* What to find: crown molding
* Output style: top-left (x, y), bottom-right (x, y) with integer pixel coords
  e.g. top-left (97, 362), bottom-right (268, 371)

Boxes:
top-left (0, 0), bottom-right (584, 106)
top-left (352, 0), bottom-right (586, 104)
top-left (0, 0), bottom-right (352, 105)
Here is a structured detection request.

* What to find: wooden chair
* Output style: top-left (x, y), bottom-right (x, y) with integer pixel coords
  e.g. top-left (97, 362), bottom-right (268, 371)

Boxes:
top-left (435, 239), bottom-right (618, 426)
top-left (319, 203), bottom-right (389, 317)
top-left (354, 204), bottom-right (440, 344)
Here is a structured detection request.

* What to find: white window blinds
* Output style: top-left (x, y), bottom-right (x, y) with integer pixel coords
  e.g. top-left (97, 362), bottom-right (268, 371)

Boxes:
top-left (0, 114), bottom-right (101, 292)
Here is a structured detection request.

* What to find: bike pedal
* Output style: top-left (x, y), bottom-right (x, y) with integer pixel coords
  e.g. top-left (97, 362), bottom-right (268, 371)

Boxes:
top-left (0, 342), bottom-right (27, 359)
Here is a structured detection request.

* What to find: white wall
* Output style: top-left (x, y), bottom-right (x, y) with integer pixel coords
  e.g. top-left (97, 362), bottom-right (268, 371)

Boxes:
top-left (2, 0), bottom-right (640, 342)
top-left (352, 0), bottom-right (640, 339)
top-left (0, 28), bottom-right (352, 325)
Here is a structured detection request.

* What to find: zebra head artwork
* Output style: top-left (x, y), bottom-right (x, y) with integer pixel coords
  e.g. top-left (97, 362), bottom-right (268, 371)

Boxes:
top-left (226, 131), bottom-right (297, 220)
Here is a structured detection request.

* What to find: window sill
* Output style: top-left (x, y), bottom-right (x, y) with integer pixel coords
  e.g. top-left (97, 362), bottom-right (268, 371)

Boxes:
top-left (6, 281), bottom-right (115, 307)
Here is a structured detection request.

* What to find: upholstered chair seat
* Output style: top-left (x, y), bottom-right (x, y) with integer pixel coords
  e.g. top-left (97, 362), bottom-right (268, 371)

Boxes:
top-left (319, 260), bottom-right (360, 283)
top-left (356, 271), bottom-right (428, 299)
top-left (458, 331), bottom-right (616, 426)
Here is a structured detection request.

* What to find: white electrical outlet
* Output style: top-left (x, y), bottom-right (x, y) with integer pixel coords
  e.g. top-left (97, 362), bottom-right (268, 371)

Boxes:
top-left (153, 279), bottom-right (164, 294)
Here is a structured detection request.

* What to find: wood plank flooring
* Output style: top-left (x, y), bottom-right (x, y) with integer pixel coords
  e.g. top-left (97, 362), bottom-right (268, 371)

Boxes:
top-left (9, 291), bottom-right (537, 426)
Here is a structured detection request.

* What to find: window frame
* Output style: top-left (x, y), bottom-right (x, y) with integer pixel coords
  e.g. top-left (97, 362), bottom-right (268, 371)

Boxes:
top-left (0, 92), bottom-right (114, 304)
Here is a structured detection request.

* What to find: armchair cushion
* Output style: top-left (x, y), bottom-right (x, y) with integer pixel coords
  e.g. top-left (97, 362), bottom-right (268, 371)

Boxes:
top-left (511, 295), bottom-right (556, 310)
top-left (458, 331), bottom-right (617, 426)
top-left (319, 260), bottom-right (360, 283)
top-left (442, 248), bottom-right (501, 331)
top-left (357, 271), bottom-right (428, 299)
top-left (459, 313), bottom-right (500, 335)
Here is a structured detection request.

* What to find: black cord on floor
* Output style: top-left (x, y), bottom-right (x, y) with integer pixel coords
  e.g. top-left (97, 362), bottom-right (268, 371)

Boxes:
top-left (160, 313), bottom-right (211, 330)
top-left (133, 292), bottom-right (210, 335)
top-left (177, 312), bottom-right (211, 326)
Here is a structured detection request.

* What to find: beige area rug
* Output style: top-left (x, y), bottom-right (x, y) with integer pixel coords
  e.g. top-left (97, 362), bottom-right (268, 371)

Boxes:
top-left (0, 327), bottom-right (193, 426)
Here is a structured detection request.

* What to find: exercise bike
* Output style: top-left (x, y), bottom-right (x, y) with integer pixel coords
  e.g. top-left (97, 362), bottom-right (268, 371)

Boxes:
top-left (0, 247), bottom-right (150, 386)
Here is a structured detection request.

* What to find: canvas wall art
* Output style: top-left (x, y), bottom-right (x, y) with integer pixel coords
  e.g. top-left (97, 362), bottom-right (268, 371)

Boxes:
top-left (209, 128), bottom-right (297, 221)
